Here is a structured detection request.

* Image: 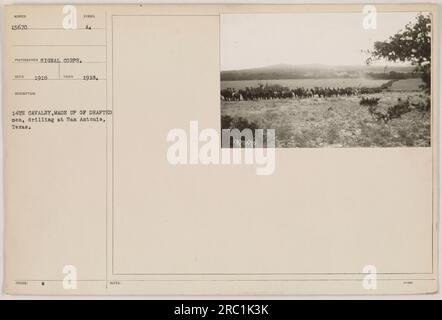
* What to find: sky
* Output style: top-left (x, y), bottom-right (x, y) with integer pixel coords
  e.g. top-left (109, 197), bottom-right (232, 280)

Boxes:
top-left (220, 12), bottom-right (423, 70)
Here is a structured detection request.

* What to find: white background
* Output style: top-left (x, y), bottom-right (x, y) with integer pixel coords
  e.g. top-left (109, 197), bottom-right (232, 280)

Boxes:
top-left (0, 0), bottom-right (441, 300)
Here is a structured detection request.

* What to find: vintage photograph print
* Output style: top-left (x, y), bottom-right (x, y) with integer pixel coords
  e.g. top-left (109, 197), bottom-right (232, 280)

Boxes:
top-left (220, 12), bottom-right (432, 148)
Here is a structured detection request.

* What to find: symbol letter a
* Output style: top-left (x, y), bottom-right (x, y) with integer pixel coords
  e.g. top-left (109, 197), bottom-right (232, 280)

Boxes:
top-left (62, 5), bottom-right (77, 30)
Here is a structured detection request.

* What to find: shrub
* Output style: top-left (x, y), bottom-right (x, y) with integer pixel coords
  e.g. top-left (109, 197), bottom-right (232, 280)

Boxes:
top-left (360, 97), bottom-right (380, 106)
top-left (367, 98), bottom-right (411, 123)
top-left (220, 115), bottom-right (261, 147)
top-left (386, 98), bottom-right (411, 120)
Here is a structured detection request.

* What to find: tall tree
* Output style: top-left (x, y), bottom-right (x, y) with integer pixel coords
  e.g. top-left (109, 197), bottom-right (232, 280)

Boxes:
top-left (367, 14), bottom-right (432, 93)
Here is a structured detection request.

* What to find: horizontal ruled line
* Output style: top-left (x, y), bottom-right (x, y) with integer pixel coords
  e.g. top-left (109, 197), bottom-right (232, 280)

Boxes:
top-left (12, 61), bottom-right (105, 64)
top-left (13, 44), bottom-right (106, 47)
top-left (26, 27), bottom-right (105, 30)
top-left (15, 278), bottom-right (437, 282)
top-left (12, 78), bottom-right (106, 81)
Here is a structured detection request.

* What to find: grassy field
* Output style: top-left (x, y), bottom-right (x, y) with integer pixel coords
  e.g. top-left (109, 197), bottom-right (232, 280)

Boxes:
top-left (221, 91), bottom-right (430, 147)
top-left (221, 78), bottom-right (391, 90)
top-left (389, 78), bottom-right (424, 91)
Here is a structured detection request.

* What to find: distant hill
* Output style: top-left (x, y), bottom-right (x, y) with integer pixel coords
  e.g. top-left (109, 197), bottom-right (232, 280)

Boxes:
top-left (221, 64), bottom-right (417, 81)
